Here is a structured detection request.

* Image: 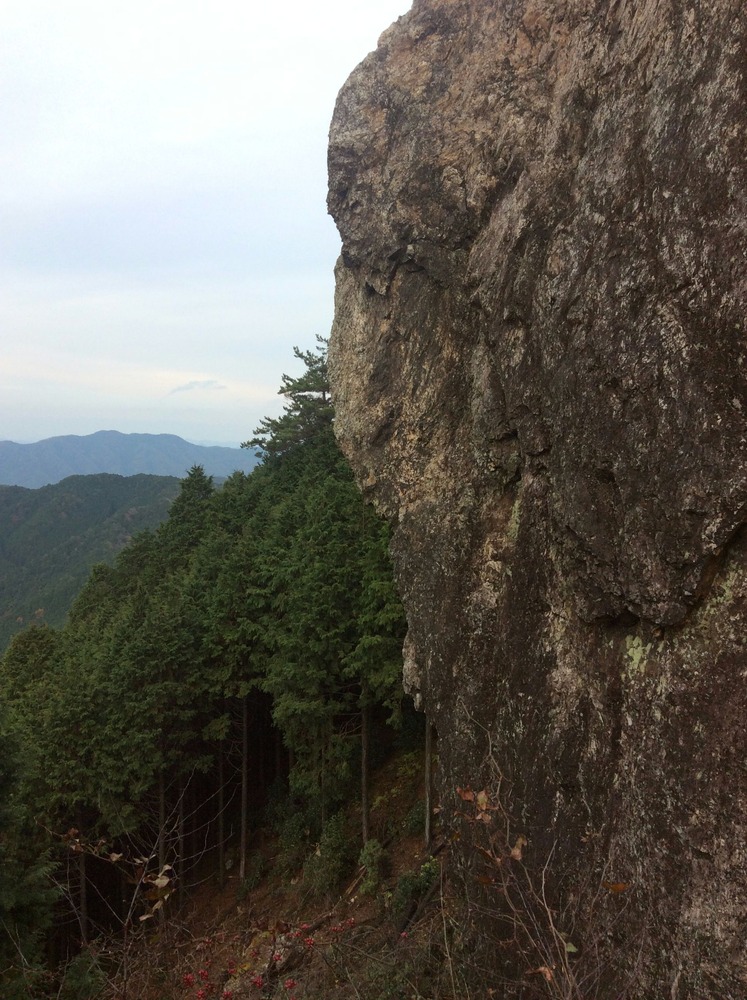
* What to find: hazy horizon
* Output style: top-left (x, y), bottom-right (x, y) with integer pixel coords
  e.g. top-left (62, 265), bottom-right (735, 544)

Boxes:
top-left (1, 429), bottom-right (245, 449)
top-left (1, 0), bottom-right (411, 445)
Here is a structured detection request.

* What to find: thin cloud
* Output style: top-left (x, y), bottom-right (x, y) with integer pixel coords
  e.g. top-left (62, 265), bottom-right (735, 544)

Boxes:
top-left (169, 380), bottom-right (227, 395)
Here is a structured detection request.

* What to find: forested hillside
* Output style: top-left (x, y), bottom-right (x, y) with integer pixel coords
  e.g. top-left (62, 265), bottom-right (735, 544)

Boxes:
top-left (0, 343), bottom-right (411, 999)
top-left (0, 474), bottom-right (181, 651)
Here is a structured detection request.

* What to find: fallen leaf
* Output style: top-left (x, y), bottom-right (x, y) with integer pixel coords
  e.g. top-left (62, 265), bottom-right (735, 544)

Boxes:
top-left (528, 965), bottom-right (554, 982)
top-left (602, 881), bottom-right (631, 893)
top-left (510, 835), bottom-right (528, 861)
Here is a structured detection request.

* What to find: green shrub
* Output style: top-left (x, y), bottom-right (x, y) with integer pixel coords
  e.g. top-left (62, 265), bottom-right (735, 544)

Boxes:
top-left (403, 798), bottom-right (426, 837)
top-left (358, 838), bottom-right (387, 896)
top-left (391, 858), bottom-right (439, 916)
top-left (275, 812), bottom-right (309, 877)
top-left (395, 750), bottom-right (422, 782)
top-left (59, 951), bottom-right (105, 1000)
top-left (303, 813), bottom-right (353, 898)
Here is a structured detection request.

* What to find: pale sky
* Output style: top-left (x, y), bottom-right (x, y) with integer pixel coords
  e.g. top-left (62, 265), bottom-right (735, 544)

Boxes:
top-left (0, 0), bottom-right (410, 446)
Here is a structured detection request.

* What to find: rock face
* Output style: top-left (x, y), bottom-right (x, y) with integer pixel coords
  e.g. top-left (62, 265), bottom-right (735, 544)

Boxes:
top-left (328, 0), bottom-right (747, 995)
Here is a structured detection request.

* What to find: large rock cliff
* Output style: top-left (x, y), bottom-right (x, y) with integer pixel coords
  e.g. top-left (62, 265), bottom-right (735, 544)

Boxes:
top-left (328, 1), bottom-right (747, 995)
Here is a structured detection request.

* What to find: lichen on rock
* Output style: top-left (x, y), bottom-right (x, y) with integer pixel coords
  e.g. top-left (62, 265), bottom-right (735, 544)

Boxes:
top-left (328, 0), bottom-right (747, 995)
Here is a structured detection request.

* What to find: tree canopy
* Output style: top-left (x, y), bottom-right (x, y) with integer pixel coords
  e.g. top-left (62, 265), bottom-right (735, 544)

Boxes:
top-left (242, 338), bottom-right (334, 458)
top-left (0, 340), bottom-right (409, 994)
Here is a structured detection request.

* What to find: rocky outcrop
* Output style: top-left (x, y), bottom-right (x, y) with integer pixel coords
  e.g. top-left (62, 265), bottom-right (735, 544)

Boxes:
top-left (328, 0), bottom-right (747, 995)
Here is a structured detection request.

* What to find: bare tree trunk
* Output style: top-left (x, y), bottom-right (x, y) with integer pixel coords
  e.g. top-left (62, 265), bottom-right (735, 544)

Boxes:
top-left (319, 723), bottom-right (327, 828)
top-left (239, 696), bottom-right (249, 883)
top-left (178, 780), bottom-right (186, 906)
top-left (158, 769), bottom-right (166, 923)
top-left (218, 747), bottom-right (225, 888)
top-left (120, 866), bottom-right (130, 1000)
top-left (424, 721), bottom-right (433, 849)
top-left (361, 701), bottom-right (371, 845)
top-left (78, 840), bottom-right (88, 945)
top-left (275, 726), bottom-right (282, 784)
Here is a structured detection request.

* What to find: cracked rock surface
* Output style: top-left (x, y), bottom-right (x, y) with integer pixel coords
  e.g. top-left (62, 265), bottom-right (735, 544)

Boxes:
top-left (329, 0), bottom-right (747, 995)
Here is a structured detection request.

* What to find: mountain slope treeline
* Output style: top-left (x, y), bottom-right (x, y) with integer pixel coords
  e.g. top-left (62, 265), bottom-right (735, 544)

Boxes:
top-left (0, 342), bottom-right (409, 998)
top-left (0, 431), bottom-right (259, 488)
top-left (0, 474), bottom-right (181, 652)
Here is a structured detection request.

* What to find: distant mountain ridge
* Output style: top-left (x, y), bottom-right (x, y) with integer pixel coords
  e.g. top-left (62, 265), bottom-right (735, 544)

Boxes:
top-left (0, 430), bottom-right (259, 487)
top-left (0, 472), bottom-right (182, 651)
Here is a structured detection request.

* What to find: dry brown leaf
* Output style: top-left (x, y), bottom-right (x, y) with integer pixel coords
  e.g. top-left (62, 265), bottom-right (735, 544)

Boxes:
top-left (510, 835), bottom-right (528, 860)
top-left (528, 965), bottom-right (555, 982)
top-left (602, 881), bottom-right (631, 893)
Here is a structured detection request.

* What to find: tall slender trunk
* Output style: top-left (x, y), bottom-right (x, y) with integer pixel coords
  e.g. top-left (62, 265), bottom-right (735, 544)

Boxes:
top-left (361, 701), bottom-right (371, 845)
top-left (258, 711), bottom-right (266, 791)
top-left (178, 780), bottom-right (186, 906)
top-left (120, 866), bottom-right (130, 1000)
top-left (78, 840), bottom-right (88, 945)
top-left (319, 723), bottom-right (327, 828)
top-left (158, 769), bottom-right (166, 923)
top-left (239, 695), bottom-right (249, 883)
top-left (275, 726), bottom-right (282, 784)
top-left (218, 746), bottom-right (225, 888)
top-left (158, 769), bottom-right (167, 869)
top-left (424, 721), bottom-right (433, 849)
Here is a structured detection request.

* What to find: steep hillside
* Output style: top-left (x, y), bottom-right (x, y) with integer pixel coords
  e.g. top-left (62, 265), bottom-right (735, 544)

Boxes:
top-left (0, 473), bottom-right (180, 649)
top-left (329, 0), bottom-right (747, 995)
top-left (0, 345), bottom-right (415, 999)
top-left (0, 430), bottom-right (258, 487)
top-left (102, 747), bottom-right (443, 1000)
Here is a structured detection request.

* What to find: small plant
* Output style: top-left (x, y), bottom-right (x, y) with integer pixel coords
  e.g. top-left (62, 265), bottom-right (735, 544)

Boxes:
top-left (358, 838), bottom-right (387, 896)
top-left (303, 812), bottom-right (353, 898)
top-left (59, 951), bottom-right (106, 1000)
top-left (396, 750), bottom-right (422, 782)
top-left (403, 798), bottom-right (426, 837)
top-left (391, 858), bottom-right (439, 916)
top-left (275, 812), bottom-right (309, 877)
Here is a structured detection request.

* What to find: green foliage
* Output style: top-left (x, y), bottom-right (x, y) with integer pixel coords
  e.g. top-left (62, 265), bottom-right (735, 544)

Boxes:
top-left (396, 751), bottom-right (423, 783)
top-left (0, 474), bottom-right (180, 652)
top-left (58, 951), bottom-right (106, 1000)
top-left (0, 712), bottom-right (57, 997)
top-left (358, 838), bottom-right (387, 896)
top-left (243, 338), bottom-right (333, 459)
top-left (352, 958), bottom-right (424, 1000)
top-left (391, 859), bottom-right (439, 916)
top-left (303, 813), bottom-right (354, 898)
top-left (403, 799), bottom-right (427, 838)
top-left (276, 813), bottom-right (310, 878)
top-left (0, 339), bottom-right (410, 987)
